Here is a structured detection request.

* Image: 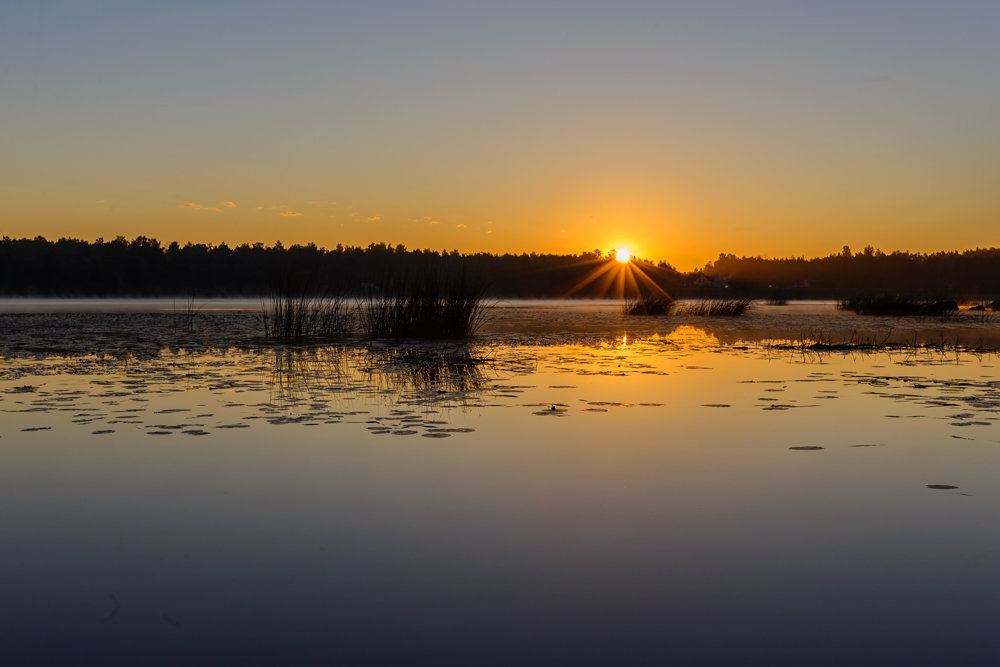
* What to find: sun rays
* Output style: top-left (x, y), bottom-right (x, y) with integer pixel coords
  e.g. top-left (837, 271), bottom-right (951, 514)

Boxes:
top-left (560, 253), bottom-right (673, 301)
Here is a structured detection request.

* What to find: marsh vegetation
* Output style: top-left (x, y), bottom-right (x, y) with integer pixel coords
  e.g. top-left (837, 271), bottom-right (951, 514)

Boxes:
top-left (360, 268), bottom-right (488, 339)
top-left (682, 298), bottom-right (754, 317)
top-left (838, 296), bottom-right (958, 316)
top-left (262, 284), bottom-right (350, 339)
top-left (258, 261), bottom-right (489, 340)
top-left (623, 296), bottom-right (754, 318)
top-left (623, 295), bottom-right (676, 316)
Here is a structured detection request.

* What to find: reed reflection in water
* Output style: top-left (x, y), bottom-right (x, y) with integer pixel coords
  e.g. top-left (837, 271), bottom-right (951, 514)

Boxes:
top-left (269, 342), bottom-right (492, 387)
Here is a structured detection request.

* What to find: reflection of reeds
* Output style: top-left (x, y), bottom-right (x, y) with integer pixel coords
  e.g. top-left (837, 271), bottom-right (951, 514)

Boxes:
top-left (838, 296), bottom-right (958, 316)
top-left (683, 298), bottom-right (753, 317)
top-left (270, 347), bottom-right (348, 391)
top-left (623, 296), bottom-right (676, 316)
top-left (361, 269), bottom-right (487, 339)
top-left (361, 345), bottom-right (492, 392)
top-left (266, 344), bottom-right (493, 403)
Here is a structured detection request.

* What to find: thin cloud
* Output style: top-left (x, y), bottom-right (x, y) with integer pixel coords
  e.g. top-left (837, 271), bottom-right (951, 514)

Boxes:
top-left (429, 220), bottom-right (441, 225)
top-left (280, 211), bottom-right (303, 217)
top-left (456, 224), bottom-right (468, 229)
top-left (223, 201), bottom-right (236, 208)
top-left (182, 202), bottom-right (221, 212)
top-left (367, 216), bottom-right (381, 221)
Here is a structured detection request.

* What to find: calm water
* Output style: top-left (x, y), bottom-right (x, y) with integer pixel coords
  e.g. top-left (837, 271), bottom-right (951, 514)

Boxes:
top-left (2, 301), bottom-right (1000, 665)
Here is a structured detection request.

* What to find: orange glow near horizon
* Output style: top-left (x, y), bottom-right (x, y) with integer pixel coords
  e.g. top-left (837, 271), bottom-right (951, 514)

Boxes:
top-left (559, 255), bottom-right (673, 301)
top-left (4, 4), bottom-right (999, 276)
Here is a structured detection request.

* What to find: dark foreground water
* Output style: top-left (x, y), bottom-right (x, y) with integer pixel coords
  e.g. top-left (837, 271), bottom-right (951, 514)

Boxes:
top-left (2, 301), bottom-right (1000, 665)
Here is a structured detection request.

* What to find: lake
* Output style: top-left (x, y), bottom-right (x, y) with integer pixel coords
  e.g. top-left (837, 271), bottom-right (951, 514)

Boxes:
top-left (2, 300), bottom-right (1000, 665)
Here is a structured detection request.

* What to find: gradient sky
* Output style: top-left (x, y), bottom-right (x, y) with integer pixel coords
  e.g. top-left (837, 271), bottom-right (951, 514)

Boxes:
top-left (3, 1), bottom-right (999, 269)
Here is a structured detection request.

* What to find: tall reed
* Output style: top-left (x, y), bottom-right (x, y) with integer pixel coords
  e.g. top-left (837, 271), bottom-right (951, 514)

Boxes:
top-left (623, 295), bottom-right (676, 316)
top-left (682, 298), bottom-right (754, 317)
top-left (263, 282), bottom-right (350, 338)
top-left (361, 267), bottom-right (487, 339)
top-left (838, 296), bottom-right (958, 316)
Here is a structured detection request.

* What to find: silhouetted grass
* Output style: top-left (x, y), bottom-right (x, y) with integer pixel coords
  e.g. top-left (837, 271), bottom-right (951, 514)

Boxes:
top-left (171, 294), bottom-right (201, 331)
top-left (623, 295), bottom-right (676, 316)
top-left (361, 268), bottom-right (487, 339)
top-left (767, 330), bottom-right (894, 351)
top-left (683, 298), bottom-right (754, 317)
top-left (838, 296), bottom-right (958, 316)
top-left (263, 285), bottom-right (350, 338)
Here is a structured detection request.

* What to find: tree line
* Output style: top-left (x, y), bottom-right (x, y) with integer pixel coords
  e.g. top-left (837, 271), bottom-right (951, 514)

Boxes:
top-left (0, 236), bottom-right (681, 298)
top-left (2, 236), bottom-right (999, 300)
top-left (702, 245), bottom-right (1000, 301)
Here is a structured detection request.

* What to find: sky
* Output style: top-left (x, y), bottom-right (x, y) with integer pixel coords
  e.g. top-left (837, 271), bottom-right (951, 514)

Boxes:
top-left (2, 1), bottom-right (999, 270)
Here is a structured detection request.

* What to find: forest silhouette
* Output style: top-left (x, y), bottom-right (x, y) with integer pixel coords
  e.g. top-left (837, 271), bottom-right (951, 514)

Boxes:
top-left (2, 236), bottom-right (999, 301)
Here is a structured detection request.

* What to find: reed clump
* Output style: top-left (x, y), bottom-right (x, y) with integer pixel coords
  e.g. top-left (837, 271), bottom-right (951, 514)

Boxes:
top-left (623, 295), bottom-right (676, 316)
top-left (838, 296), bottom-right (958, 316)
top-left (263, 284), bottom-right (350, 338)
top-left (361, 268), bottom-right (487, 339)
top-left (682, 298), bottom-right (754, 317)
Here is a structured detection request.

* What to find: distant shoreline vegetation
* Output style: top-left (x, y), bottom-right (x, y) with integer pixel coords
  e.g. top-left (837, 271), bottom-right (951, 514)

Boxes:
top-left (3, 237), bottom-right (1000, 302)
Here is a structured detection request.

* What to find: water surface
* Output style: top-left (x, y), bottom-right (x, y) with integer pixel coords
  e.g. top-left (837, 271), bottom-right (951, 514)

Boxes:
top-left (2, 302), bottom-right (1000, 664)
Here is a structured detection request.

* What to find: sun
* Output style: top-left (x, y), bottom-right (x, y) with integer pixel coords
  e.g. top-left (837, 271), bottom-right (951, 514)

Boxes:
top-left (614, 248), bottom-right (632, 263)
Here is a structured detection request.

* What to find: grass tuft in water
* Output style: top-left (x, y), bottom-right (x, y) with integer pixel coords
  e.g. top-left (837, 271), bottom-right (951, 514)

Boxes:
top-left (838, 296), bottom-right (958, 316)
top-left (263, 281), bottom-right (350, 339)
top-left (623, 295), bottom-right (676, 316)
top-left (361, 268), bottom-right (488, 339)
top-left (683, 298), bottom-right (754, 317)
